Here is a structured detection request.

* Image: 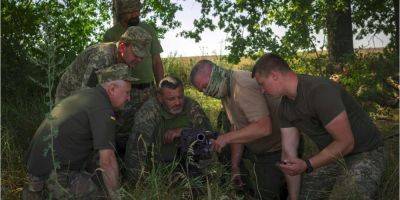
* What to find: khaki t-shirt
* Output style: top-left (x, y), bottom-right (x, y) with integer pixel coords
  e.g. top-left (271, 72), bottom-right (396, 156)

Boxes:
top-left (222, 71), bottom-right (281, 154)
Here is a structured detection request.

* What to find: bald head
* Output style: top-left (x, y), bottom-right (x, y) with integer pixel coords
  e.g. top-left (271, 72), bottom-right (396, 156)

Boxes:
top-left (190, 60), bottom-right (214, 90)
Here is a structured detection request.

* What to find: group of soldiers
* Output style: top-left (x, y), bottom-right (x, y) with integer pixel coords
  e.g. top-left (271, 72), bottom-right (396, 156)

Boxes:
top-left (23, 0), bottom-right (386, 199)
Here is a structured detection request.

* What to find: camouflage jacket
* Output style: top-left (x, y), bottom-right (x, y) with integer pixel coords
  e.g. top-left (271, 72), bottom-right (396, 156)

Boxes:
top-left (55, 43), bottom-right (118, 103)
top-left (124, 96), bottom-right (212, 181)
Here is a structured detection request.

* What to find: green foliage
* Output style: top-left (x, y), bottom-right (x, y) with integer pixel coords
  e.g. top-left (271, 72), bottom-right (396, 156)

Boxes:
top-left (2, 0), bottom-right (111, 122)
top-left (181, 0), bottom-right (397, 64)
top-left (352, 0), bottom-right (397, 41)
top-left (334, 51), bottom-right (398, 115)
top-left (140, 0), bottom-right (183, 38)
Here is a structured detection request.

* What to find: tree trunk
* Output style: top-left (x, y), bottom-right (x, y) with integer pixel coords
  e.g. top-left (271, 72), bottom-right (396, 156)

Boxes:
top-left (112, 0), bottom-right (118, 25)
top-left (326, 0), bottom-right (354, 74)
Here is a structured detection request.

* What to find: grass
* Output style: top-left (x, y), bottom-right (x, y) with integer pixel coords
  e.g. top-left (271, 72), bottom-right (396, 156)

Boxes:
top-left (2, 54), bottom-right (399, 199)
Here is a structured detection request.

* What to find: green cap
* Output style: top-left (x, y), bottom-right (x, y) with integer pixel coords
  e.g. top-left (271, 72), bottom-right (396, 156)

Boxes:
top-left (120, 26), bottom-right (152, 58)
top-left (96, 63), bottom-right (139, 84)
top-left (115, 0), bottom-right (141, 15)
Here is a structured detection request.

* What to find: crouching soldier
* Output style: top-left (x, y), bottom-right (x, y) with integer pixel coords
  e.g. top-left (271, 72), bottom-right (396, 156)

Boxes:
top-left (125, 76), bottom-right (212, 183)
top-left (23, 64), bottom-right (136, 200)
top-left (252, 53), bottom-right (385, 200)
top-left (190, 60), bottom-right (285, 199)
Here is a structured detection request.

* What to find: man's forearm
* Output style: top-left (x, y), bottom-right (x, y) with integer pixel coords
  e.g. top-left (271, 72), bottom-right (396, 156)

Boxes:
top-left (226, 116), bottom-right (271, 144)
top-left (309, 111), bottom-right (355, 170)
top-left (308, 140), bottom-right (353, 170)
top-left (152, 54), bottom-right (164, 85)
top-left (230, 143), bottom-right (244, 168)
top-left (102, 163), bottom-right (119, 196)
top-left (100, 150), bottom-right (120, 198)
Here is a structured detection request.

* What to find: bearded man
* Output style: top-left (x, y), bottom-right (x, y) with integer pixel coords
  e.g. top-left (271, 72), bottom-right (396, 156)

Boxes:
top-left (124, 76), bottom-right (212, 182)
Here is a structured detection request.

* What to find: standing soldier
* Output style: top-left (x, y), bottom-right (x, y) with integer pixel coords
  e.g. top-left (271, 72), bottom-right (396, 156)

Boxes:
top-left (103, 0), bottom-right (165, 157)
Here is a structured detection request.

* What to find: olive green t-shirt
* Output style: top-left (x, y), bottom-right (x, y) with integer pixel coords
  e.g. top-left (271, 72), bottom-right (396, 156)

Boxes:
top-left (26, 86), bottom-right (117, 176)
top-left (103, 22), bottom-right (163, 84)
top-left (279, 74), bottom-right (383, 154)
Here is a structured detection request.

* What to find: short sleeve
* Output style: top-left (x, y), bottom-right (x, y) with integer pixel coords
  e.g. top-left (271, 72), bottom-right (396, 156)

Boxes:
top-left (88, 108), bottom-right (116, 150)
top-left (311, 84), bottom-right (345, 126)
top-left (236, 84), bottom-right (269, 122)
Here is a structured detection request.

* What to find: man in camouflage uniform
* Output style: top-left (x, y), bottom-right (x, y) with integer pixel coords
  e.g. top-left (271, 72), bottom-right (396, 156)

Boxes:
top-left (190, 60), bottom-right (286, 199)
top-left (124, 76), bottom-right (212, 183)
top-left (252, 53), bottom-right (385, 200)
top-left (103, 0), bottom-right (164, 145)
top-left (55, 26), bottom-right (151, 103)
top-left (23, 64), bottom-right (136, 200)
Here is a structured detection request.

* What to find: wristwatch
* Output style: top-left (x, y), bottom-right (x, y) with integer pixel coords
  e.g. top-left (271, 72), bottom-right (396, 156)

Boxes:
top-left (305, 159), bottom-right (314, 173)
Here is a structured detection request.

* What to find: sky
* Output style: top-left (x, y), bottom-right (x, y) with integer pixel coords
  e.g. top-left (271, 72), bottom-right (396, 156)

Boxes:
top-left (158, 1), bottom-right (390, 58)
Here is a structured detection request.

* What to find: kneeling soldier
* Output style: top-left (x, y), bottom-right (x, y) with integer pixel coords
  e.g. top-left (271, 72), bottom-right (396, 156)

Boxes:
top-left (24, 64), bottom-right (136, 200)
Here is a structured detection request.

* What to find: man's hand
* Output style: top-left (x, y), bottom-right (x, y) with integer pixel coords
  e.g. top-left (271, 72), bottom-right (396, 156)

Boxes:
top-left (231, 166), bottom-right (245, 189)
top-left (211, 134), bottom-right (230, 152)
top-left (99, 149), bottom-right (119, 199)
top-left (277, 158), bottom-right (307, 176)
top-left (164, 128), bottom-right (182, 144)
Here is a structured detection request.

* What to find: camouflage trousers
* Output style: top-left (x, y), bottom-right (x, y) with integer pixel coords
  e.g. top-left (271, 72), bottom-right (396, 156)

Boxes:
top-left (22, 170), bottom-right (107, 200)
top-left (115, 84), bottom-right (156, 158)
top-left (300, 146), bottom-right (386, 200)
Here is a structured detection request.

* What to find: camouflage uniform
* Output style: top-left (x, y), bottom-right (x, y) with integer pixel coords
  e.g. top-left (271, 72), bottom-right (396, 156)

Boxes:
top-left (55, 26), bottom-right (151, 103)
top-left (124, 96), bottom-right (212, 182)
top-left (23, 64), bottom-right (136, 200)
top-left (300, 146), bottom-right (386, 200)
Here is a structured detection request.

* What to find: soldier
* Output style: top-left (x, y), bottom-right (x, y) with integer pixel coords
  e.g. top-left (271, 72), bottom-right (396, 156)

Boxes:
top-left (103, 0), bottom-right (165, 158)
top-left (23, 64), bottom-right (136, 200)
top-left (55, 26), bottom-right (151, 103)
top-left (190, 60), bottom-right (286, 199)
top-left (104, 0), bottom-right (164, 85)
top-left (252, 53), bottom-right (385, 200)
top-left (124, 76), bottom-right (212, 183)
